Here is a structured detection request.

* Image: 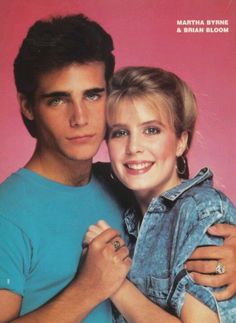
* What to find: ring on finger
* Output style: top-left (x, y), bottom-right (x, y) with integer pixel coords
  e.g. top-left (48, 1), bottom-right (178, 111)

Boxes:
top-left (112, 240), bottom-right (121, 251)
top-left (215, 262), bottom-right (226, 275)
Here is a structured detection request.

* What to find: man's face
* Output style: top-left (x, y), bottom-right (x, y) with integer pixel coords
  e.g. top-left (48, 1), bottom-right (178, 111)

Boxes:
top-left (27, 62), bottom-right (107, 163)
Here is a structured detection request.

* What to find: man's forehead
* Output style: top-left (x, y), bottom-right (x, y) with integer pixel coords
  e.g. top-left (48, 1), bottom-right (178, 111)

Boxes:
top-left (36, 62), bottom-right (106, 94)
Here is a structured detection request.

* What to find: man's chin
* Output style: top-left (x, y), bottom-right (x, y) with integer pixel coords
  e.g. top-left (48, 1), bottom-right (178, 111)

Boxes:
top-left (64, 151), bottom-right (97, 163)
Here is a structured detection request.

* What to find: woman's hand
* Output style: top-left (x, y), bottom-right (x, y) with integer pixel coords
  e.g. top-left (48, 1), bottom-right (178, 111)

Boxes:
top-left (79, 220), bottom-right (131, 301)
top-left (83, 220), bottom-right (111, 245)
top-left (185, 224), bottom-right (236, 300)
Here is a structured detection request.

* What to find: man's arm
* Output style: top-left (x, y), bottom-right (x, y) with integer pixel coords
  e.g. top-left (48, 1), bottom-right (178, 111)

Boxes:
top-left (10, 278), bottom-right (106, 323)
top-left (0, 229), bottom-right (131, 323)
top-left (180, 292), bottom-right (219, 323)
top-left (1, 281), bottom-right (100, 323)
top-left (185, 224), bottom-right (236, 300)
top-left (0, 291), bottom-right (21, 323)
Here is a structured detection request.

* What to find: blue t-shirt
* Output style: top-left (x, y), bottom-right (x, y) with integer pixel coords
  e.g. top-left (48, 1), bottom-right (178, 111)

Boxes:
top-left (0, 168), bottom-right (125, 322)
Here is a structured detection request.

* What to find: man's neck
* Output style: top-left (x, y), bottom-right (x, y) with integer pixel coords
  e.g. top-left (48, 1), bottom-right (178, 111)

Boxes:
top-left (25, 149), bottom-right (92, 187)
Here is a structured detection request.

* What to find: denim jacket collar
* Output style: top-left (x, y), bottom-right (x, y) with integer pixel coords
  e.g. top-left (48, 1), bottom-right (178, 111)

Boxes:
top-left (160, 167), bottom-right (213, 202)
top-left (124, 168), bottom-right (213, 237)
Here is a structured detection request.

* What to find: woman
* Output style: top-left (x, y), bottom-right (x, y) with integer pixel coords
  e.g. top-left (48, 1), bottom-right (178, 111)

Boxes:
top-left (85, 66), bottom-right (236, 322)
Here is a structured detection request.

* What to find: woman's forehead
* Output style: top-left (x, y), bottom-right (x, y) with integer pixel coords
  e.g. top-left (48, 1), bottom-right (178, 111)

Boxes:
top-left (107, 94), bottom-right (173, 126)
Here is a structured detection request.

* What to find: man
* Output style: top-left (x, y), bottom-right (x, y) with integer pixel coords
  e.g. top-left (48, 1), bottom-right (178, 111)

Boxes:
top-left (0, 14), bottom-right (235, 322)
top-left (0, 14), bottom-right (131, 322)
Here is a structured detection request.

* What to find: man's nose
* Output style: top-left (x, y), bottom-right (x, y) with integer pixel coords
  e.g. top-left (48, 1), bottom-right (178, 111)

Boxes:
top-left (69, 101), bottom-right (88, 127)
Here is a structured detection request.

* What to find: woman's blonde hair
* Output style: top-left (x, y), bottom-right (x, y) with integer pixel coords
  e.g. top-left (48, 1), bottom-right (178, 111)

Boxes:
top-left (107, 66), bottom-right (197, 178)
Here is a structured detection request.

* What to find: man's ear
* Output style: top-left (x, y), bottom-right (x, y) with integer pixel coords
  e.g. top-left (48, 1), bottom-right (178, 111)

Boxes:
top-left (176, 131), bottom-right (188, 157)
top-left (17, 93), bottom-right (34, 121)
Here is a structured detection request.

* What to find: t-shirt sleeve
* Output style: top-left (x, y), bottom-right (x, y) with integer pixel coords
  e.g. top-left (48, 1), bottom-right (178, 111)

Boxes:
top-left (0, 214), bottom-right (31, 296)
top-left (167, 193), bottom-right (236, 323)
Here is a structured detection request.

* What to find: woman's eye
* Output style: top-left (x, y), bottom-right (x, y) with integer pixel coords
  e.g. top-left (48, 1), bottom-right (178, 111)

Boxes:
top-left (144, 127), bottom-right (161, 135)
top-left (110, 129), bottom-right (128, 138)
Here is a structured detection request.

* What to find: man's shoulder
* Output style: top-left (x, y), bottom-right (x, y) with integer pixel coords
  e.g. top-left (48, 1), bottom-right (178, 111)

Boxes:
top-left (0, 170), bottom-right (30, 223)
top-left (0, 168), bottom-right (46, 217)
top-left (0, 170), bottom-right (25, 198)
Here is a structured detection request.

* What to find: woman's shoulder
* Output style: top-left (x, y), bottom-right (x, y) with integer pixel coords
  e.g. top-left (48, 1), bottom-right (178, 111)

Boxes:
top-left (177, 169), bottom-right (236, 222)
top-left (185, 168), bottom-right (233, 206)
top-left (162, 168), bottom-right (221, 210)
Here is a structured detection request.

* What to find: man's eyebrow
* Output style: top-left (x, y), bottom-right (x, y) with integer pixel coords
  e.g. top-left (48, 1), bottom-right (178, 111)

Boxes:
top-left (39, 91), bottom-right (70, 99)
top-left (39, 88), bottom-right (106, 99)
top-left (84, 87), bottom-right (106, 94)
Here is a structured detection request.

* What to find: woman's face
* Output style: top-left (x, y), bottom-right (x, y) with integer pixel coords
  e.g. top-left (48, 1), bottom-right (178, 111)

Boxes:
top-left (107, 97), bottom-right (187, 200)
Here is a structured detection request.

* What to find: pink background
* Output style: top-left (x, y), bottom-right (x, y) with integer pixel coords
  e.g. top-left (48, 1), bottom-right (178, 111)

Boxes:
top-left (0, 0), bottom-right (235, 203)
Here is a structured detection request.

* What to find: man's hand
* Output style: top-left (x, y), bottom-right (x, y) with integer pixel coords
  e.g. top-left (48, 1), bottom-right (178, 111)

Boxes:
top-left (78, 224), bottom-right (131, 303)
top-left (185, 224), bottom-right (236, 300)
top-left (8, 225), bottom-right (130, 323)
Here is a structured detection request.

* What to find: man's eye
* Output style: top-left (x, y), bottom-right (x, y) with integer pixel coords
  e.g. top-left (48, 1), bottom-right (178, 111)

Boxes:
top-left (110, 129), bottom-right (128, 138)
top-left (86, 93), bottom-right (101, 101)
top-left (144, 127), bottom-right (161, 135)
top-left (47, 97), bottom-right (64, 106)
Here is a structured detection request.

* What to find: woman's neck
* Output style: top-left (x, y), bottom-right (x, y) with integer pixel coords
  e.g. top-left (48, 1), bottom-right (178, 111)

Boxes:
top-left (134, 191), bottom-right (153, 216)
top-left (134, 177), bottom-right (182, 216)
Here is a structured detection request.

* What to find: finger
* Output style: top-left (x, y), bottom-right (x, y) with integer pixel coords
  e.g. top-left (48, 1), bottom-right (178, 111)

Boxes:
top-left (96, 220), bottom-right (111, 230)
top-left (188, 245), bottom-right (225, 260)
top-left (185, 260), bottom-right (218, 274)
top-left (115, 245), bottom-right (130, 261)
top-left (109, 237), bottom-right (126, 251)
top-left (124, 256), bottom-right (132, 266)
top-left (88, 224), bottom-right (103, 235)
top-left (208, 223), bottom-right (236, 238)
top-left (81, 246), bottom-right (88, 256)
top-left (105, 239), bottom-right (129, 261)
top-left (214, 284), bottom-right (236, 301)
top-left (92, 228), bottom-right (120, 245)
top-left (84, 225), bottom-right (104, 243)
top-left (82, 239), bottom-right (89, 249)
top-left (84, 231), bottom-right (100, 243)
top-left (190, 272), bottom-right (229, 288)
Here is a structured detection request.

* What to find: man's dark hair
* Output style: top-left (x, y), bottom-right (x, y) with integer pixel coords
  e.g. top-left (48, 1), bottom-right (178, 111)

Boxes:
top-left (14, 14), bottom-right (115, 137)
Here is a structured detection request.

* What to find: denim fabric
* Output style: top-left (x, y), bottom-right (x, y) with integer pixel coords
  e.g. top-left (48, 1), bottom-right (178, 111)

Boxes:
top-left (115, 168), bottom-right (236, 322)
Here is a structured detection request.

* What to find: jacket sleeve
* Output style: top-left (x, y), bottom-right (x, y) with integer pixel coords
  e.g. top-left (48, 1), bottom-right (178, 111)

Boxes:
top-left (167, 191), bottom-right (236, 323)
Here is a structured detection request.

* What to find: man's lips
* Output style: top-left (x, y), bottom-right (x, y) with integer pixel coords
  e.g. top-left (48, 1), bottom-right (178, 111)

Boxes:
top-left (124, 161), bottom-right (154, 174)
top-left (67, 134), bottom-right (95, 143)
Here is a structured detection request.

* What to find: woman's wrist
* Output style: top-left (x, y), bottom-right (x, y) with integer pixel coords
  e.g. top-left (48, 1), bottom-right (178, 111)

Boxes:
top-left (110, 279), bottom-right (130, 303)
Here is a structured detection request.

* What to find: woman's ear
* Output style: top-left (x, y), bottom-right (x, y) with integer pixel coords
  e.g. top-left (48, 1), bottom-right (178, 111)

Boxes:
top-left (176, 131), bottom-right (188, 157)
top-left (17, 93), bottom-right (34, 121)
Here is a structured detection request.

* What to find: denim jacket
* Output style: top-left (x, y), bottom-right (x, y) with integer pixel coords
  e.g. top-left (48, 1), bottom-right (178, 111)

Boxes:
top-left (115, 168), bottom-right (236, 322)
